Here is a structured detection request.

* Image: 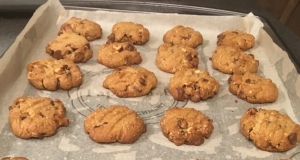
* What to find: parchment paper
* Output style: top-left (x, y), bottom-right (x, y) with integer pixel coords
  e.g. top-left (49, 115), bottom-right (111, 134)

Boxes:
top-left (1, 0), bottom-right (300, 159)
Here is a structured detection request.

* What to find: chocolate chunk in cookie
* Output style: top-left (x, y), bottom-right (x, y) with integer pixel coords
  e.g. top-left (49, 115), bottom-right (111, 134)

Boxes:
top-left (1, 157), bottom-right (28, 160)
top-left (107, 22), bottom-right (150, 45)
top-left (58, 17), bottom-right (102, 41)
top-left (84, 105), bottom-right (146, 144)
top-left (9, 96), bottom-right (69, 139)
top-left (240, 108), bottom-right (300, 152)
top-left (228, 72), bottom-right (278, 103)
top-left (163, 25), bottom-right (203, 48)
top-left (27, 58), bottom-right (82, 91)
top-left (97, 42), bottom-right (142, 68)
top-left (46, 33), bottom-right (93, 63)
top-left (156, 43), bottom-right (199, 74)
top-left (160, 107), bottom-right (214, 146)
top-left (217, 30), bottom-right (255, 51)
top-left (212, 45), bottom-right (259, 74)
top-left (168, 69), bottom-right (220, 102)
top-left (103, 66), bottom-right (158, 97)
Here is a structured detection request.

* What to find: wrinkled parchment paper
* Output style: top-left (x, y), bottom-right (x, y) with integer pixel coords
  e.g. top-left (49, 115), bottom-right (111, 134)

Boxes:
top-left (1, 0), bottom-right (300, 159)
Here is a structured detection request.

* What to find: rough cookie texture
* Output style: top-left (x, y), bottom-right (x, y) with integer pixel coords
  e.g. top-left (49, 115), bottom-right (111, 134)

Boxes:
top-left (9, 96), bottom-right (69, 139)
top-left (156, 43), bottom-right (199, 74)
top-left (103, 66), bottom-right (158, 97)
top-left (228, 72), bottom-right (278, 103)
top-left (97, 42), bottom-right (142, 68)
top-left (160, 107), bottom-right (214, 146)
top-left (46, 33), bottom-right (93, 63)
top-left (212, 45), bottom-right (259, 74)
top-left (107, 22), bottom-right (150, 45)
top-left (163, 25), bottom-right (203, 48)
top-left (27, 58), bottom-right (82, 91)
top-left (217, 30), bottom-right (255, 51)
top-left (168, 69), bottom-right (220, 102)
top-left (58, 17), bottom-right (102, 41)
top-left (1, 157), bottom-right (28, 160)
top-left (240, 108), bottom-right (300, 152)
top-left (84, 105), bottom-right (146, 144)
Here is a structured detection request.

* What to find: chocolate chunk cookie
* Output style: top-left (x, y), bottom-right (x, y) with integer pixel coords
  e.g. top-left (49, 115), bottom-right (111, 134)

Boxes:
top-left (103, 66), bottom-right (158, 97)
top-left (97, 42), bottom-right (142, 68)
top-left (212, 45), bottom-right (259, 74)
top-left (168, 69), bottom-right (220, 102)
top-left (240, 108), bottom-right (300, 152)
top-left (217, 30), bottom-right (255, 51)
top-left (46, 33), bottom-right (93, 63)
top-left (107, 22), bottom-right (150, 45)
top-left (9, 96), bottom-right (69, 139)
top-left (84, 105), bottom-right (146, 144)
top-left (228, 72), bottom-right (278, 103)
top-left (1, 157), bottom-right (28, 160)
top-left (58, 17), bottom-right (102, 41)
top-left (160, 107), bottom-right (214, 146)
top-left (27, 58), bottom-right (82, 91)
top-left (156, 43), bottom-right (199, 74)
top-left (163, 25), bottom-right (203, 48)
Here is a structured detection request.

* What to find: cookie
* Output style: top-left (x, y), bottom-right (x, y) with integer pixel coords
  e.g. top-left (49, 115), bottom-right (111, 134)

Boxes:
top-left (97, 42), bottom-right (142, 68)
top-left (228, 72), bottom-right (278, 103)
top-left (27, 58), bottom-right (82, 91)
top-left (46, 32), bottom-right (93, 63)
top-left (1, 157), bottom-right (28, 160)
top-left (211, 45), bottom-right (259, 74)
top-left (103, 66), bottom-right (158, 97)
top-left (156, 43), bottom-right (199, 74)
top-left (168, 69), bottom-right (220, 102)
top-left (84, 105), bottom-right (146, 144)
top-left (107, 22), bottom-right (150, 45)
top-left (160, 107), bottom-right (214, 146)
top-left (217, 30), bottom-right (255, 51)
top-left (163, 25), bottom-right (203, 48)
top-left (58, 17), bottom-right (102, 41)
top-left (9, 96), bottom-right (69, 139)
top-left (240, 108), bottom-right (300, 152)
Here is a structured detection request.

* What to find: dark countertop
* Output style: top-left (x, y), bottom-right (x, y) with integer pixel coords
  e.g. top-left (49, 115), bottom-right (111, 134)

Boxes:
top-left (1, 0), bottom-right (300, 71)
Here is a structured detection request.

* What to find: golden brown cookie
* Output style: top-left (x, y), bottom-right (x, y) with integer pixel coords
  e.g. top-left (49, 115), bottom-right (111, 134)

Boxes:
top-left (103, 66), bottom-right (158, 97)
top-left (58, 17), bottom-right (102, 41)
top-left (1, 157), bottom-right (28, 160)
top-left (46, 33), bottom-right (93, 63)
top-left (211, 45), bottom-right (259, 74)
top-left (107, 22), bottom-right (150, 45)
top-left (84, 105), bottom-right (146, 144)
top-left (160, 107), bottom-right (214, 146)
top-left (26, 58), bottom-right (82, 91)
top-left (97, 42), bottom-right (142, 68)
top-left (9, 96), bottom-right (69, 139)
top-left (156, 43), bottom-right (199, 74)
top-left (168, 69), bottom-right (220, 102)
top-left (240, 108), bottom-right (300, 152)
top-left (228, 72), bottom-right (278, 103)
top-left (217, 30), bottom-right (255, 51)
top-left (163, 25), bottom-right (203, 48)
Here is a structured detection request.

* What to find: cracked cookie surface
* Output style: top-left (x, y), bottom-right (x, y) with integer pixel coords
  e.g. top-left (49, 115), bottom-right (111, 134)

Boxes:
top-left (84, 105), bottom-right (146, 144)
top-left (160, 107), bottom-right (214, 146)
top-left (212, 45), bottom-right (259, 74)
top-left (228, 72), bottom-right (278, 103)
top-left (156, 43), bottom-right (199, 74)
top-left (103, 66), bottom-right (157, 97)
top-left (163, 25), bottom-right (203, 48)
top-left (240, 108), bottom-right (300, 152)
top-left (58, 17), bottom-right (102, 41)
top-left (9, 96), bottom-right (69, 139)
top-left (27, 58), bottom-right (82, 91)
top-left (217, 30), bottom-right (255, 51)
top-left (46, 32), bottom-right (93, 63)
top-left (97, 42), bottom-right (142, 68)
top-left (107, 22), bottom-right (150, 45)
